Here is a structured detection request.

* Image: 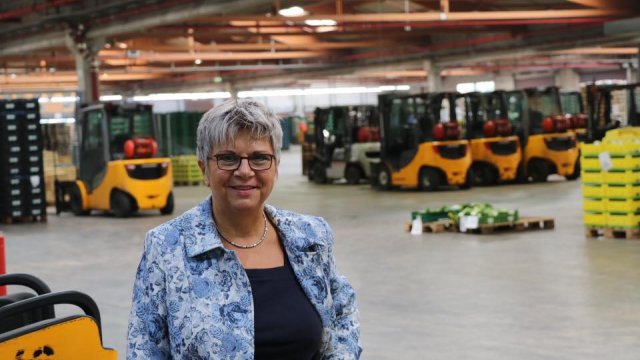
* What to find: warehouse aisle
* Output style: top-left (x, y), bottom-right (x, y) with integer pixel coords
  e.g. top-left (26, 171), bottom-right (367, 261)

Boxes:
top-left (3, 145), bottom-right (640, 359)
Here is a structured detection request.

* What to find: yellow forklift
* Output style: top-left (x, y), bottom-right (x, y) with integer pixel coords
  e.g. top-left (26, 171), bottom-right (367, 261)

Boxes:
top-left (501, 87), bottom-right (580, 182)
top-left (463, 92), bottom-right (522, 185)
top-left (55, 103), bottom-right (174, 217)
top-left (372, 92), bottom-right (472, 191)
top-left (560, 90), bottom-right (588, 142)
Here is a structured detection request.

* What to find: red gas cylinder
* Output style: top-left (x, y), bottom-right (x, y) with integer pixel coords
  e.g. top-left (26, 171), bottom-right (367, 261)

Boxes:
top-left (357, 127), bottom-right (372, 142)
top-left (433, 123), bottom-right (445, 141)
top-left (542, 117), bottom-right (555, 133)
top-left (483, 120), bottom-right (497, 138)
top-left (444, 121), bottom-right (461, 140)
top-left (495, 118), bottom-right (513, 137)
top-left (554, 115), bottom-right (569, 133)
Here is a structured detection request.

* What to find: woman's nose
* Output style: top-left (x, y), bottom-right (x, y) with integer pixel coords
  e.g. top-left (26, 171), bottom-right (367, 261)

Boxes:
top-left (234, 158), bottom-right (254, 175)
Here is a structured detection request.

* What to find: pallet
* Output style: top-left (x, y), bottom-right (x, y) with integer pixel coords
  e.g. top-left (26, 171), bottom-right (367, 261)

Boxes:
top-left (460, 217), bottom-right (555, 234)
top-left (174, 180), bottom-right (203, 186)
top-left (404, 219), bottom-right (453, 233)
top-left (1, 214), bottom-right (47, 225)
top-left (406, 217), bottom-right (555, 235)
top-left (585, 226), bottom-right (640, 240)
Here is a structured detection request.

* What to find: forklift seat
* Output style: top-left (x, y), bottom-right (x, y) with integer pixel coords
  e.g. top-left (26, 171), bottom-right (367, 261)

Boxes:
top-left (0, 291), bottom-right (117, 359)
top-left (0, 274), bottom-right (53, 333)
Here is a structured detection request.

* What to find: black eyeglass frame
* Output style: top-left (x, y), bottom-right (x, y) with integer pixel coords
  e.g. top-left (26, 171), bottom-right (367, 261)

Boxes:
top-left (206, 154), bottom-right (275, 171)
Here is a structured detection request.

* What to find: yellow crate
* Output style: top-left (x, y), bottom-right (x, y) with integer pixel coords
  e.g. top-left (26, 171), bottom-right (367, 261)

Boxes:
top-left (606, 198), bottom-right (640, 213)
top-left (583, 198), bottom-right (605, 212)
top-left (606, 212), bottom-right (640, 228)
top-left (581, 157), bottom-right (601, 170)
top-left (603, 127), bottom-right (640, 142)
top-left (603, 171), bottom-right (640, 184)
top-left (605, 143), bottom-right (640, 156)
top-left (581, 171), bottom-right (603, 184)
top-left (582, 184), bottom-right (605, 198)
top-left (610, 156), bottom-right (640, 170)
top-left (583, 212), bottom-right (607, 226)
top-left (580, 143), bottom-right (604, 156)
top-left (605, 184), bottom-right (640, 198)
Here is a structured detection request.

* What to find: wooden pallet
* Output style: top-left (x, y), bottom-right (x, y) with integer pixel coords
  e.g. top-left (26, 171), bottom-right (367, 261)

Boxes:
top-left (1, 214), bottom-right (47, 225)
top-left (174, 180), bottom-right (203, 186)
top-left (585, 226), bottom-right (640, 240)
top-left (404, 219), bottom-right (453, 233)
top-left (405, 217), bottom-right (555, 235)
top-left (460, 217), bottom-right (555, 234)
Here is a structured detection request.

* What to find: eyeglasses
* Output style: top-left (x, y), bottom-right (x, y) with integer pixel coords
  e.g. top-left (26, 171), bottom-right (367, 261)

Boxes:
top-left (207, 153), bottom-right (275, 171)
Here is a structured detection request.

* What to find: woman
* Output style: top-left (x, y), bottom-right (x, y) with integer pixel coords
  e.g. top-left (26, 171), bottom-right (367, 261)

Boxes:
top-left (127, 98), bottom-right (361, 359)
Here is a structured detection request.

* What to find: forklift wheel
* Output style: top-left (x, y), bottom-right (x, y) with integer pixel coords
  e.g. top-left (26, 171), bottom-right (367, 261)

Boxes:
top-left (111, 191), bottom-right (134, 218)
top-left (471, 163), bottom-right (497, 186)
top-left (377, 167), bottom-right (392, 189)
top-left (418, 168), bottom-right (440, 191)
top-left (345, 166), bottom-right (362, 185)
top-left (528, 159), bottom-right (549, 182)
top-left (565, 159), bottom-right (581, 181)
top-left (70, 185), bottom-right (89, 216)
top-left (160, 192), bottom-right (175, 215)
top-left (310, 162), bottom-right (327, 184)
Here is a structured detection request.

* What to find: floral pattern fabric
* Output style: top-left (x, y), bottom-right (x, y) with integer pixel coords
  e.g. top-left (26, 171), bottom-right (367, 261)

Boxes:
top-left (127, 197), bottom-right (361, 359)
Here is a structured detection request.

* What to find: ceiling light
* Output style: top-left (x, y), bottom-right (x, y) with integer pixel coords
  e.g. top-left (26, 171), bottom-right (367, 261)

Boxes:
top-left (100, 95), bottom-right (122, 101)
top-left (104, 43), bottom-right (112, 49)
top-left (194, 58), bottom-right (202, 65)
top-left (10, 73), bottom-right (16, 79)
top-left (304, 19), bottom-right (337, 26)
top-left (279, 6), bottom-right (306, 17)
top-left (116, 42), bottom-right (128, 49)
top-left (187, 28), bottom-right (194, 34)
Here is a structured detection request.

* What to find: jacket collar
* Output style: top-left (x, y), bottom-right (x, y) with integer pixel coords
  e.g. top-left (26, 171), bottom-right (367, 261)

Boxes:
top-left (185, 196), bottom-right (325, 258)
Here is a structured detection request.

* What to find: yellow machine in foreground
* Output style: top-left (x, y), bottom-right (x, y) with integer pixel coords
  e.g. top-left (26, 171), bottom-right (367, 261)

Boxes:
top-left (55, 103), bottom-right (174, 217)
top-left (373, 93), bottom-right (472, 190)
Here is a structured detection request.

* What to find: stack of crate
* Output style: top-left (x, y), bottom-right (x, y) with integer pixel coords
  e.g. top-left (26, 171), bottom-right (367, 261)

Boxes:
top-left (582, 128), bottom-right (640, 234)
top-left (171, 155), bottom-right (203, 185)
top-left (0, 99), bottom-right (46, 223)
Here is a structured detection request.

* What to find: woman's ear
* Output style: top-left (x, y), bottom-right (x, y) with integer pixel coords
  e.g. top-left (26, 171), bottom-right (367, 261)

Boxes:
top-left (198, 160), bottom-right (209, 186)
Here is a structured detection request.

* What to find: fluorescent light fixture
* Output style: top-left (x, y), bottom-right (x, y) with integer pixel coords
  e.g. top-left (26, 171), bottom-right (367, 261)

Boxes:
top-left (278, 6), bottom-right (306, 17)
top-left (238, 85), bottom-right (410, 98)
top-left (49, 96), bottom-right (79, 103)
top-left (304, 19), bottom-right (337, 26)
top-left (100, 95), bottom-right (123, 101)
top-left (132, 92), bottom-right (231, 102)
top-left (194, 58), bottom-right (202, 65)
top-left (40, 117), bottom-right (75, 124)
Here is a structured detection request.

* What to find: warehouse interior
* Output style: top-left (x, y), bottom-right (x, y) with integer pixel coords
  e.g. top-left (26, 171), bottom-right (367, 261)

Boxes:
top-left (1, 1), bottom-right (640, 359)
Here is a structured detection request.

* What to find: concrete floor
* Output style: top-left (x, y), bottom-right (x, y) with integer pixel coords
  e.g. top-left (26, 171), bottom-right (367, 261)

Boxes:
top-left (3, 145), bottom-right (640, 359)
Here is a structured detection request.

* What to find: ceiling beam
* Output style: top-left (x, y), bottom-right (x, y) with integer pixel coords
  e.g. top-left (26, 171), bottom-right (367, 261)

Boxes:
top-left (198, 8), bottom-right (626, 23)
top-left (99, 50), bottom-right (327, 62)
top-left (0, 0), bottom-right (261, 56)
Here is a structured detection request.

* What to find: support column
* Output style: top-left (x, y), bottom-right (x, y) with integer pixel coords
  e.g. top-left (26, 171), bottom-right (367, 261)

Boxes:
top-left (494, 71), bottom-right (515, 90)
top-left (65, 25), bottom-right (104, 104)
top-left (423, 59), bottom-right (442, 92)
top-left (554, 68), bottom-right (581, 91)
top-left (626, 64), bottom-right (637, 84)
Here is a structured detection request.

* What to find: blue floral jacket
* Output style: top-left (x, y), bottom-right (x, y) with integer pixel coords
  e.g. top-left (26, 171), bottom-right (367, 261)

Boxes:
top-left (127, 197), bottom-right (361, 359)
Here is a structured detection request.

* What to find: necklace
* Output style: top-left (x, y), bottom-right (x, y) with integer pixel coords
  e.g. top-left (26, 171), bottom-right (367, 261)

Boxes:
top-left (215, 211), bottom-right (268, 249)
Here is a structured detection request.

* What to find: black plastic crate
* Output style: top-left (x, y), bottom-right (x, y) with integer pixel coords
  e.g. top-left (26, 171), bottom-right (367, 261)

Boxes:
top-left (0, 99), bottom-right (39, 112)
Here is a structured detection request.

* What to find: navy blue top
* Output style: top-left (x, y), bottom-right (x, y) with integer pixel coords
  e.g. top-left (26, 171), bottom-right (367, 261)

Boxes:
top-left (246, 257), bottom-right (323, 359)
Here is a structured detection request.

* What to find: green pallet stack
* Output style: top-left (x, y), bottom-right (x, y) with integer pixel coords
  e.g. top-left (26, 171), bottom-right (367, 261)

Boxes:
top-left (582, 128), bottom-right (640, 229)
top-left (154, 112), bottom-right (202, 157)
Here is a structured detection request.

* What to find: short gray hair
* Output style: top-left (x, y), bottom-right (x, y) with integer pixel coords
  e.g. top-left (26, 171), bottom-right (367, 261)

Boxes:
top-left (197, 98), bottom-right (283, 172)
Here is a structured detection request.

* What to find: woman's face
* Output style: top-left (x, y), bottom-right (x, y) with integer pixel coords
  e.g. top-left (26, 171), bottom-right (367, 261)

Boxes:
top-left (200, 130), bottom-right (277, 214)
